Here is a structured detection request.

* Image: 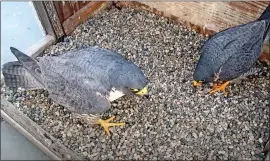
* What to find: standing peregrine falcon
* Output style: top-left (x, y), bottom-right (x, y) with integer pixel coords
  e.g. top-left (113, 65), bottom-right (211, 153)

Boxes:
top-left (193, 3), bottom-right (270, 96)
top-left (2, 46), bottom-right (149, 135)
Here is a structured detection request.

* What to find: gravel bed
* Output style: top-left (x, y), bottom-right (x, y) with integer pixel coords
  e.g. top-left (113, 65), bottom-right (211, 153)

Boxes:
top-left (1, 7), bottom-right (270, 160)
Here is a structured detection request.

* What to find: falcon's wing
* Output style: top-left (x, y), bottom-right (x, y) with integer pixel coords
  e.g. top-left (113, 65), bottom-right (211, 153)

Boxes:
top-left (198, 20), bottom-right (268, 77)
top-left (48, 76), bottom-right (111, 114)
top-left (219, 35), bottom-right (263, 81)
top-left (202, 20), bottom-right (267, 58)
top-left (58, 46), bottom-right (126, 60)
top-left (39, 54), bottom-right (112, 114)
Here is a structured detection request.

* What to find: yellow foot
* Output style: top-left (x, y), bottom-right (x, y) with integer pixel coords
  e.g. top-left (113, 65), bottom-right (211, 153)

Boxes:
top-left (193, 80), bottom-right (202, 87)
top-left (209, 81), bottom-right (230, 96)
top-left (95, 116), bottom-right (125, 136)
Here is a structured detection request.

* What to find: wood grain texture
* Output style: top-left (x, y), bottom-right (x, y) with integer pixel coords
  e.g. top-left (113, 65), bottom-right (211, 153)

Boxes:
top-left (54, 1), bottom-right (91, 23)
top-left (62, 1), bottom-right (110, 35)
top-left (1, 97), bottom-right (84, 160)
top-left (116, 1), bottom-right (270, 64)
top-left (117, 1), bottom-right (269, 35)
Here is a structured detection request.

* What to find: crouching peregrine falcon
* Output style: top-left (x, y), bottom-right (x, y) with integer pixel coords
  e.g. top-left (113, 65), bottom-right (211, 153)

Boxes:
top-left (2, 46), bottom-right (149, 135)
top-left (193, 3), bottom-right (270, 96)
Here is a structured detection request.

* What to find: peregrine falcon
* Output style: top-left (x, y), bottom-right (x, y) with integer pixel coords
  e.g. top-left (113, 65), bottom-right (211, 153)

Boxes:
top-left (193, 3), bottom-right (270, 96)
top-left (2, 46), bottom-right (149, 135)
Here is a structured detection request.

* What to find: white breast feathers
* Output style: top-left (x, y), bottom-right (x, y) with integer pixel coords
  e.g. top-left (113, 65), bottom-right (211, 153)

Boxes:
top-left (107, 87), bottom-right (125, 102)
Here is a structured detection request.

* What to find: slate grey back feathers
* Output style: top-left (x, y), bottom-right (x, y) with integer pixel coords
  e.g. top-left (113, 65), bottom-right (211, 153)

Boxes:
top-left (3, 46), bottom-right (147, 114)
top-left (193, 3), bottom-right (270, 82)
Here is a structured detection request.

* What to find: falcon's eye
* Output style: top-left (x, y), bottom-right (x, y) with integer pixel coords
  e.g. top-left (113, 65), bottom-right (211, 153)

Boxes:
top-left (130, 88), bottom-right (139, 92)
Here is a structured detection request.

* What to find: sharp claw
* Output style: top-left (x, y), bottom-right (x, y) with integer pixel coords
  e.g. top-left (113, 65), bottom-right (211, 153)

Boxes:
top-left (209, 81), bottom-right (230, 96)
top-left (105, 116), bottom-right (116, 122)
top-left (107, 122), bottom-right (125, 126)
top-left (104, 127), bottom-right (111, 136)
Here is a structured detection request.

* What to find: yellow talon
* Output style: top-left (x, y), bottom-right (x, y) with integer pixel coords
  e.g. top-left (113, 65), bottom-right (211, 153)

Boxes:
top-left (209, 81), bottom-right (230, 96)
top-left (193, 80), bottom-right (202, 87)
top-left (95, 116), bottom-right (125, 136)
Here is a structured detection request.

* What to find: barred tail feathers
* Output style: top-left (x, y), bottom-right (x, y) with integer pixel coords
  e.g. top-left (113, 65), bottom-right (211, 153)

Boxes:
top-left (9, 47), bottom-right (44, 84)
top-left (2, 61), bottom-right (43, 91)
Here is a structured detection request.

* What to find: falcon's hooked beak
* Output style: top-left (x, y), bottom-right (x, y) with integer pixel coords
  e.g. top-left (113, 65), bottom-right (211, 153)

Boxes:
top-left (131, 86), bottom-right (149, 98)
top-left (136, 86), bottom-right (148, 96)
top-left (193, 80), bottom-right (202, 87)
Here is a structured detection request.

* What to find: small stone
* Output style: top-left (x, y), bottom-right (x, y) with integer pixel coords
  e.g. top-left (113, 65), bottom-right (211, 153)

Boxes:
top-left (258, 138), bottom-right (263, 143)
top-left (82, 152), bottom-right (88, 156)
top-left (218, 151), bottom-right (226, 154)
top-left (67, 131), bottom-right (72, 137)
top-left (192, 132), bottom-right (198, 138)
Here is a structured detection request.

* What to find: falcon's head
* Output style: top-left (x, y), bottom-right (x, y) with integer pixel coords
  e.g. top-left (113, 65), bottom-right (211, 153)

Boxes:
top-left (127, 72), bottom-right (149, 97)
top-left (117, 63), bottom-right (149, 97)
top-left (193, 61), bottom-right (214, 87)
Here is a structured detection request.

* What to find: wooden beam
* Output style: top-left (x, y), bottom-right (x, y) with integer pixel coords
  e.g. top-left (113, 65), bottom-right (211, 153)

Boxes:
top-left (62, 1), bottom-right (110, 35)
top-left (1, 97), bottom-right (84, 160)
top-left (116, 1), bottom-right (270, 64)
top-left (122, 2), bottom-right (269, 35)
top-left (54, 1), bottom-right (92, 23)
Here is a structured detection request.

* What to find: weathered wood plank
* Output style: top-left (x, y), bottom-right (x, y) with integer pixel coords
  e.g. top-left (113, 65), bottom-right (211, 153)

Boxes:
top-left (148, 1), bottom-right (269, 34)
top-left (62, 1), bottom-right (110, 35)
top-left (116, 1), bottom-right (270, 64)
top-left (1, 97), bottom-right (84, 160)
top-left (54, 1), bottom-right (91, 23)
top-left (117, 1), bottom-right (269, 35)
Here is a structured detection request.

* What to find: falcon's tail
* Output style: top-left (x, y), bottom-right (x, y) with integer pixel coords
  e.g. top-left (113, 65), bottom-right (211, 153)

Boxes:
top-left (2, 47), bottom-right (44, 91)
top-left (258, 3), bottom-right (270, 21)
top-left (258, 3), bottom-right (270, 40)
